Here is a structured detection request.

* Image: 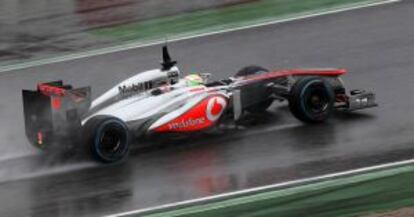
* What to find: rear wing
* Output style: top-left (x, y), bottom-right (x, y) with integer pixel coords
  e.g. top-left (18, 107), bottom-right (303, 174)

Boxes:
top-left (22, 81), bottom-right (91, 149)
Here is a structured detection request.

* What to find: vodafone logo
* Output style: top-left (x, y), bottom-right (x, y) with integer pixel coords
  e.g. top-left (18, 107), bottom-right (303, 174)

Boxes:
top-left (206, 96), bottom-right (227, 121)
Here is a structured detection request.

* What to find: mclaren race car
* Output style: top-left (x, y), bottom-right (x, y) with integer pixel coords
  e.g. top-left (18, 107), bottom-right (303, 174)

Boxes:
top-left (22, 46), bottom-right (377, 163)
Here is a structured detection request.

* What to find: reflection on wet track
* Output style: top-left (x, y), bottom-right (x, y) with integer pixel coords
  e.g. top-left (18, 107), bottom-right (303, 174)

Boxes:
top-left (1, 104), bottom-right (412, 217)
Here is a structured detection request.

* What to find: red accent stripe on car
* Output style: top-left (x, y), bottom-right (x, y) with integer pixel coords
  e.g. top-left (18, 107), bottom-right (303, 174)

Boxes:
top-left (38, 84), bottom-right (67, 97)
top-left (239, 69), bottom-right (347, 84)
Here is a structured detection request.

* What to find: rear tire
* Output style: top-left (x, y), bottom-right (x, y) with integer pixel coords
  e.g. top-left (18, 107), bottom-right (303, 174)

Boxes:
top-left (235, 65), bottom-right (268, 77)
top-left (289, 77), bottom-right (335, 123)
top-left (83, 116), bottom-right (130, 163)
top-left (235, 65), bottom-right (273, 112)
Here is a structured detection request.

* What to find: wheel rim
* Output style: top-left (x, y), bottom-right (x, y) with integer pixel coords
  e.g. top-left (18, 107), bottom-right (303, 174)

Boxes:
top-left (100, 125), bottom-right (122, 153)
top-left (95, 121), bottom-right (128, 161)
top-left (302, 82), bottom-right (331, 115)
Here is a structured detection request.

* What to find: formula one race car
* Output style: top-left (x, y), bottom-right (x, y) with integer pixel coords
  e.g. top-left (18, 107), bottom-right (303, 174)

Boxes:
top-left (22, 46), bottom-right (377, 163)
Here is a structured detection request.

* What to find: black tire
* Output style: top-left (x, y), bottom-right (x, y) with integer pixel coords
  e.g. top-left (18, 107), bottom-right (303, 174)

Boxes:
top-left (83, 116), bottom-right (130, 163)
top-left (235, 65), bottom-right (268, 77)
top-left (235, 65), bottom-right (273, 112)
top-left (289, 77), bottom-right (335, 123)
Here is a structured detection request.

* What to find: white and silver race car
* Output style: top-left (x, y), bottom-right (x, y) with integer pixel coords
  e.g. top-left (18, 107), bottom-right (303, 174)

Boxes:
top-left (22, 46), bottom-right (377, 163)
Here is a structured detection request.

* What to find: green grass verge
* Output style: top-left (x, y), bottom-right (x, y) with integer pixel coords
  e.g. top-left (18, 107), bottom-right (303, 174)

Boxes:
top-left (93, 0), bottom-right (376, 42)
top-left (135, 165), bottom-right (414, 217)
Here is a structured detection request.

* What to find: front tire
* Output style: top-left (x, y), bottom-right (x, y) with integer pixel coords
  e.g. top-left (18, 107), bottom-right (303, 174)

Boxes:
top-left (289, 77), bottom-right (335, 123)
top-left (83, 116), bottom-right (130, 163)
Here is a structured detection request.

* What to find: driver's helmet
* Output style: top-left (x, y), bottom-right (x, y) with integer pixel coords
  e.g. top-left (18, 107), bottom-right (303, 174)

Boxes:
top-left (184, 74), bottom-right (204, 87)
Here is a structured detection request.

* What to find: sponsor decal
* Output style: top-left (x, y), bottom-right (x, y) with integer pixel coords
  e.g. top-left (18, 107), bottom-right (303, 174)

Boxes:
top-left (168, 117), bottom-right (206, 130)
top-left (118, 81), bottom-right (153, 95)
top-left (206, 96), bottom-right (227, 121)
top-left (154, 95), bottom-right (228, 132)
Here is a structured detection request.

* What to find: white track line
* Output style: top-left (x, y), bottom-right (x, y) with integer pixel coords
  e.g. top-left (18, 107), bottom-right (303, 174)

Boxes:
top-left (107, 158), bottom-right (414, 217)
top-left (0, 0), bottom-right (400, 73)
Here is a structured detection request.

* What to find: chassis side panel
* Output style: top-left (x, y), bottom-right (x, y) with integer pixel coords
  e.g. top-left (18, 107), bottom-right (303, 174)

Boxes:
top-left (150, 94), bottom-right (228, 133)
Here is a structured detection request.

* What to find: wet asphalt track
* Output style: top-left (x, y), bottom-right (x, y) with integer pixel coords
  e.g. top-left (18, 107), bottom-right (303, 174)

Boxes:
top-left (1, 1), bottom-right (414, 216)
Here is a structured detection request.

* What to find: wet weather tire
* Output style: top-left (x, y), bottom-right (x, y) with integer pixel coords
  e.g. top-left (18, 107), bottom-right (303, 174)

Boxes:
top-left (235, 65), bottom-right (268, 77)
top-left (289, 77), bottom-right (335, 123)
top-left (83, 116), bottom-right (130, 163)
